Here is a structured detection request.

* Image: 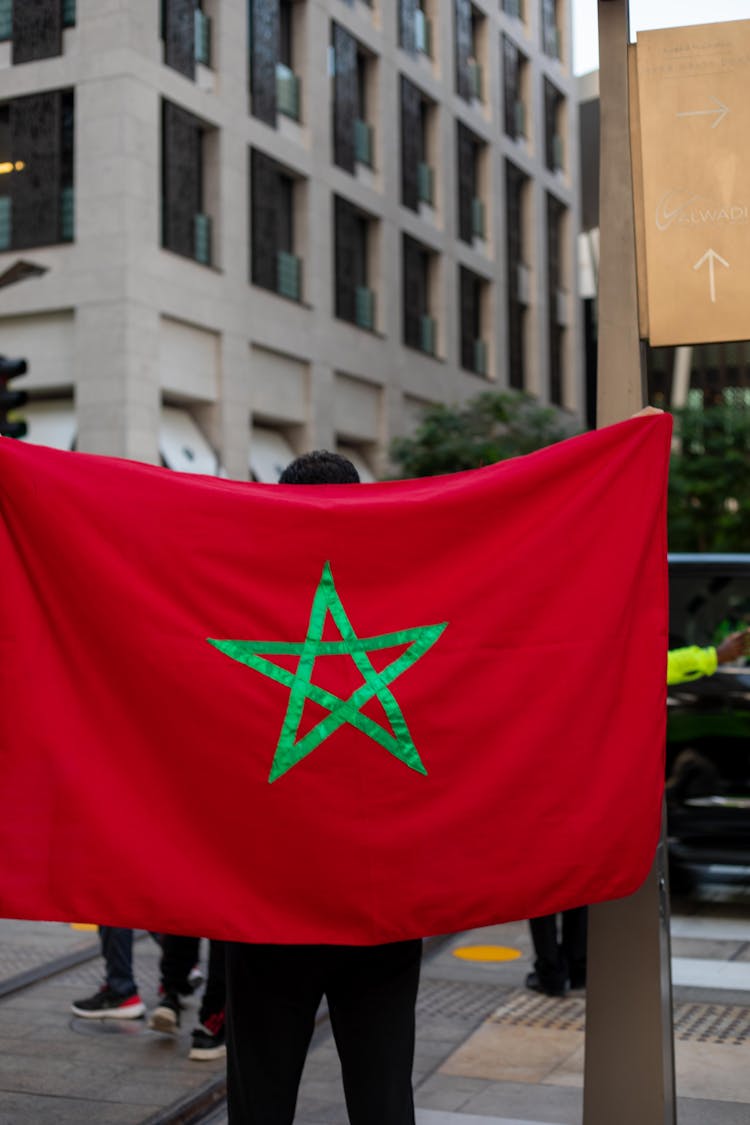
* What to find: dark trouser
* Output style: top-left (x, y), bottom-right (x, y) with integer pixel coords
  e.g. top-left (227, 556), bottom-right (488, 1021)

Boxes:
top-left (100, 926), bottom-right (136, 996)
top-left (529, 907), bottom-right (588, 991)
top-left (225, 939), bottom-right (422, 1125)
top-left (160, 934), bottom-right (226, 1023)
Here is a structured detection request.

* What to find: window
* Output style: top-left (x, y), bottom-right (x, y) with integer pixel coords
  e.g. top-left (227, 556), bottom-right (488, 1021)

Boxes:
top-left (506, 161), bottom-right (529, 390)
top-left (399, 0), bottom-right (432, 56)
top-left (162, 100), bottom-right (212, 265)
top-left (4, 0), bottom-right (65, 64)
top-left (455, 0), bottom-right (483, 102)
top-left (456, 123), bottom-right (485, 244)
top-left (334, 196), bottom-right (375, 330)
top-left (401, 77), bottom-right (434, 212)
top-left (162, 0), bottom-right (212, 79)
top-left (502, 0), bottom-right (523, 19)
top-left (503, 35), bottom-right (527, 140)
top-left (547, 192), bottom-right (567, 405)
top-left (459, 267), bottom-right (488, 376)
top-left (251, 148), bottom-right (303, 300)
top-left (276, 0), bottom-right (300, 120)
top-left (541, 0), bottom-right (560, 60)
top-left (403, 235), bottom-right (436, 355)
top-left (544, 79), bottom-right (565, 173)
top-left (249, 0), bottom-right (302, 125)
top-left (0, 89), bottom-right (74, 252)
top-left (333, 25), bottom-right (374, 173)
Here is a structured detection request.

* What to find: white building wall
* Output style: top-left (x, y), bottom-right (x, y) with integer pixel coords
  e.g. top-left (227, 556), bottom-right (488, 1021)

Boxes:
top-left (0, 0), bottom-right (582, 479)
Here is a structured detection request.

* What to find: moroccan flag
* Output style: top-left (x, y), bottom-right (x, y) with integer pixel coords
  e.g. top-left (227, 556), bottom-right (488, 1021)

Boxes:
top-left (0, 416), bottom-right (670, 944)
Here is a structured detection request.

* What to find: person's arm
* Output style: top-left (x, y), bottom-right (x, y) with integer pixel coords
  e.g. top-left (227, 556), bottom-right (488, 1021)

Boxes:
top-left (667, 630), bottom-right (750, 685)
top-left (667, 646), bottom-right (717, 685)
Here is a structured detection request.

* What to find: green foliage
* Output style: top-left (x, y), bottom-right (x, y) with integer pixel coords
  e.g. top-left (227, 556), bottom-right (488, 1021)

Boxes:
top-left (668, 402), bottom-right (750, 552)
top-left (390, 390), bottom-right (576, 478)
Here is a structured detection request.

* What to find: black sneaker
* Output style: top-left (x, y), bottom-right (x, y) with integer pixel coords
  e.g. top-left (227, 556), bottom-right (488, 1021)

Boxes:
top-left (525, 971), bottom-right (568, 998)
top-left (189, 1011), bottom-right (226, 1060)
top-left (148, 992), bottom-right (182, 1034)
top-left (71, 985), bottom-right (146, 1019)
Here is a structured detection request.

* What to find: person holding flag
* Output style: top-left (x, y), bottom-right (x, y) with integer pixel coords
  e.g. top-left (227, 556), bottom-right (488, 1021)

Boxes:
top-left (225, 450), bottom-right (422, 1125)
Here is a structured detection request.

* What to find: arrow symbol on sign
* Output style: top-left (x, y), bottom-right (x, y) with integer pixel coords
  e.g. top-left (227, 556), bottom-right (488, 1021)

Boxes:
top-left (677, 95), bottom-right (730, 128)
top-left (693, 248), bottom-right (729, 303)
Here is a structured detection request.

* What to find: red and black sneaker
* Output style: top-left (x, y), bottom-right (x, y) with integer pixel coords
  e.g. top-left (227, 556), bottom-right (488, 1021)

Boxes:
top-left (71, 985), bottom-right (146, 1019)
top-left (189, 1010), bottom-right (226, 1060)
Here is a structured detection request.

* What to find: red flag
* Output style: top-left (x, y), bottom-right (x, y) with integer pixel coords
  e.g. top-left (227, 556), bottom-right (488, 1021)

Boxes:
top-left (0, 416), bottom-right (670, 944)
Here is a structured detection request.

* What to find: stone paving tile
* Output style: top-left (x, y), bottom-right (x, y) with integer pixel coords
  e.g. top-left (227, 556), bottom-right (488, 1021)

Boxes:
top-left (670, 937), bottom-right (746, 960)
top-left (0, 1093), bottom-right (158, 1124)
top-left (440, 1024), bottom-right (583, 1086)
top-left (676, 1096), bottom-right (750, 1125)
top-left (458, 1080), bottom-right (583, 1124)
top-left (675, 1041), bottom-right (750, 1103)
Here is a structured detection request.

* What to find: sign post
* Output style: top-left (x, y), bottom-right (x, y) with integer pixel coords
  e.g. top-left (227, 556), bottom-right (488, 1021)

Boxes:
top-left (635, 19), bottom-right (750, 345)
top-left (583, 4), bottom-right (676, 1123)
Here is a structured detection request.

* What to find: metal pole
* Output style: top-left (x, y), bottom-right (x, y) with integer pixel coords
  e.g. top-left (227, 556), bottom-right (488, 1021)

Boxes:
top-left (583, 3), bottom-right (676, 1123)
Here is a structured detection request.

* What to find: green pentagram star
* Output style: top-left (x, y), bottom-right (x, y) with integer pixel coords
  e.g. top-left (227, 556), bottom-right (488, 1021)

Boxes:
top-left (208, 562), bottom-right (448, 783)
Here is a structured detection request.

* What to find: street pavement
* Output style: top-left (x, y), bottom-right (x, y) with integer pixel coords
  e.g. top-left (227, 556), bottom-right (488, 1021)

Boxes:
top-left (0, 889), bottom-right (748, 1124)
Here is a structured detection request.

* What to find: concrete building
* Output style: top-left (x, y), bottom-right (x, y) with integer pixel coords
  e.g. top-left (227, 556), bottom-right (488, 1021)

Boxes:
top-left (0, 0), bottom-right (581, 480)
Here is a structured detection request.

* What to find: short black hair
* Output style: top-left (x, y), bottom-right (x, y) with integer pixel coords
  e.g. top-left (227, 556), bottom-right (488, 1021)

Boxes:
top-left (279, 450), bottom-right (360, 485)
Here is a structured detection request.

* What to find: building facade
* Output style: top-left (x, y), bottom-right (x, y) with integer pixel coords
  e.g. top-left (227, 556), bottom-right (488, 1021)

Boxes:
top-left (0, 0), bottom-right (581, 479)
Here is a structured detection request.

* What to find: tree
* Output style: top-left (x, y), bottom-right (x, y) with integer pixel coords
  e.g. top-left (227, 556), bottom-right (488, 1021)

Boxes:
top-left (668, 401), bottom-right (750, 552)
top-left (390, 390), bottom-right (576, 478)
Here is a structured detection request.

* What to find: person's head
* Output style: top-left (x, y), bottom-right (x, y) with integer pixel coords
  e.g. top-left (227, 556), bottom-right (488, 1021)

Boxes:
top-left (279, 450), bottom-right (359, 485)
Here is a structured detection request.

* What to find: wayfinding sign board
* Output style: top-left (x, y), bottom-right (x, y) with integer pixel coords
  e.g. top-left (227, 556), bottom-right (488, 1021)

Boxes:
top-left (635, 20), bottom-right (750, 346)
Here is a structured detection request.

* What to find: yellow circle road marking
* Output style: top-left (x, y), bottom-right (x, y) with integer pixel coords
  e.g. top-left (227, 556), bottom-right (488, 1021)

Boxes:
top-left (452, 944), bottom-right (522, 963)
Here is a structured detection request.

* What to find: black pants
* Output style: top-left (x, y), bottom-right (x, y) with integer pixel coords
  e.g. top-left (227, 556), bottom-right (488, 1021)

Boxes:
top-left (529, 907), bottom-right (587, 991)
top-left (160, 934), bottom-right (226, 1024)
top-left (225, 939), bottom-right (422, 1125)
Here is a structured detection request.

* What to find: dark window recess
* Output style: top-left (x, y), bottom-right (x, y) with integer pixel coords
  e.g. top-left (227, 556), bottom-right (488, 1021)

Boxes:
top-left (332, 23), bottom-right (357, 174)
top-left (506, 160), bottom-right (527, 390)
top-left (250, 148), bottom-right (300, 299)
top-left (163, 0), bottom-right (195, 79)
top-left (356, 51), bottom-right (367, 120)
top-left (250, 0), bottom-right (280, 125)
top-left (579, 96), bottom-right (600, 232)
top-left (541, 0), bottom-right (559, 58)
top-left (1, 89), bottom-right (73, 250)
top-left (162, 100), bottom-right (207, 263)
top-left (279, 0), bottom-right (293, 65)
top-left (503, 35), bottom-right (523, 139)
top-left (547, 192), bottom-right (565, 405)
top-left (457, 122), bottom-right (477, 244)
top-left (334, 195), bottom-right (369, 326)
top-left (399, 0), bottom-right (417, 53)
top-left (544, 78), bottom-right (563, 171)
top-left (459, 267), bottom-right (483, 375)
top-left (12, 0), bottom-right (62, 64)
top-left (454, 0), bottom-right (473, 101)
top-left (400, 76), bottom-right (423, 212)
top-left (251, 149), bottom-right (279, 290)
top-left (402, 234), bottom-right (430, 351)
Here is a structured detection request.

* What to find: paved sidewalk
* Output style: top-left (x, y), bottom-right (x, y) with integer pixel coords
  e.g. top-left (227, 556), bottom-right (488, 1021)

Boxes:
top-left (286, 912), bottom-right (750, 1125)
top-left (0, 900), bottom-right (748, 1124)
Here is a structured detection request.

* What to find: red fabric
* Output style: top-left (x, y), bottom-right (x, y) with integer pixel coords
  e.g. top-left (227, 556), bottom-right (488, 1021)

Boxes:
top-left (0, 416), bottom-right (671, 944)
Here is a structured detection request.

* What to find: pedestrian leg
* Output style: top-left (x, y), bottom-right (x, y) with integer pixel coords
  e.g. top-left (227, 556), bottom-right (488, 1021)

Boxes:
top-left (327, 939), bottom-right (422, 1125)
top-left (527, 914), bottom-right (567, 995)
top-left (561, 905), bottom-right (588, 988)
top-left (225, 943), bottom-right (323, 1125)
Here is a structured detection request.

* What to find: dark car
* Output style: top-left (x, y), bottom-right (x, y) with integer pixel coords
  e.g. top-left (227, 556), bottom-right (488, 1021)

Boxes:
top-left (667, 554), bottom-right (750, 889)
